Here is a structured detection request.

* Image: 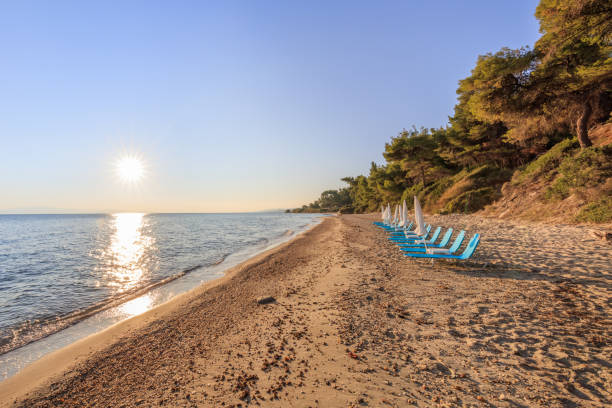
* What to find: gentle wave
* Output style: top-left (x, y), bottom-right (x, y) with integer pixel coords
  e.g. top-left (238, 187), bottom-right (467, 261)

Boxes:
top-left (0, 263), bottom-right (208, 355)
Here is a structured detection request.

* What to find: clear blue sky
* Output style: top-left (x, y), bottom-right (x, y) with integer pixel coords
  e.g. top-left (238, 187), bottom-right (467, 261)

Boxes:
top-left (0, 0), bottom-right (540, 213)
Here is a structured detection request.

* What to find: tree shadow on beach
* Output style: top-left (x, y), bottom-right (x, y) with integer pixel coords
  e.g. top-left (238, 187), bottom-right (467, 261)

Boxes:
top-left (443, 261), bottom-right (611, 290)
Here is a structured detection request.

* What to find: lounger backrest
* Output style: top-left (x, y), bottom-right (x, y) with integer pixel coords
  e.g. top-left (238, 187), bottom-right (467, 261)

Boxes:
top-left (421, 224), bottom-right (432, 239)
top-left (459, 234), bottom-right (480, 259)
top-left (438, 228), bottom-right (453, 246)
top-left (448, 230), bottom-right (466, 253)
top-left (428, 227), bottom-right (442, 243)
top-left (406, 222), bottom-right (413, 231)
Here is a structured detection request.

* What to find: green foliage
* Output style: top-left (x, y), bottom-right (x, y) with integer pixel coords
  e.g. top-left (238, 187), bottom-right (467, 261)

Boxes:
top-left (545, 145), bottom-right (612, 201)
top-left (459, 0), bottom-right (612, 146)
top-left (421, 176), bottom-right (455, 205)
top-left (342, 175), bottom-right (379, 213)
top-left (368, 161), bottom-right (411, 203)
top-left (545, 178), bottom-right (573, 201)
top-left (432, 165), bottom-right (511, 213)
top-left (575, 196), bottom-right (612, 223)
top-left (558, 145), bottom-right (612, 185)
top-left (458, 47), bottom-right (539, 136)
top-left (463, 164), bottom-right (513, 184)
top-left (535, 0), bottom-right (612, 83)
top-left (292, 188), bottom-right (352, 213)
top-left (400, 183), bottom-right (424, 209)
top-left (384, 127), bottom-right (450, 187)
top-left (512, 138), bottom-right (579, 184)
top-left (338, 205), bottom-right (355, 214)
top-left (442, 187), bottom-right (502, 214)
top-left (318, 189), bottom-right (351, 210)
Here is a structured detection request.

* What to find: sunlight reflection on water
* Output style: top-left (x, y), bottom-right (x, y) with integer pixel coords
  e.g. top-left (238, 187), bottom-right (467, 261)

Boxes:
top-left (105, 213), bottom-right (154, 293)
top-left (119, 293), bottom-right (154, 317)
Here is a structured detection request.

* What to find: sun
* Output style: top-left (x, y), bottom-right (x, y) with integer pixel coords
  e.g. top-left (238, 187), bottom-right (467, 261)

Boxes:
top-left (115, 155), bottom-right (145, 183)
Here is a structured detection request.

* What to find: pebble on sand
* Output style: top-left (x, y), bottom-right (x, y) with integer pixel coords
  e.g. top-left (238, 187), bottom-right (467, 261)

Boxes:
top-left (257, 296), bottom-right (276, 305)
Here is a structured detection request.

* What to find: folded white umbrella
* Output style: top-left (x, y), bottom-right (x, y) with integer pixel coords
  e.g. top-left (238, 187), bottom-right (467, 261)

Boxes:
top-left (414, 196), bottom-right (426, 237)
top-left (394, 204), bottom-right (399, 226)
top-left (401, 200), bottom-right (408, 228)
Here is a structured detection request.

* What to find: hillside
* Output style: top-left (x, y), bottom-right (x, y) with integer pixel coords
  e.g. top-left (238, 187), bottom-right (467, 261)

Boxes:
top-left (483, 126), bottom-right (611, 224)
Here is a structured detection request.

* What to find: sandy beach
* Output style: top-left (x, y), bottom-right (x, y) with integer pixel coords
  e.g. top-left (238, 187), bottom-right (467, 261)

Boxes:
top-left (1, 214), bottom-right (610, 407)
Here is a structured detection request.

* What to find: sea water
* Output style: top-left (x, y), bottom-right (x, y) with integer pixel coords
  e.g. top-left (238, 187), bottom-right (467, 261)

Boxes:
top-left (0, 212), bottom-right (322, 379)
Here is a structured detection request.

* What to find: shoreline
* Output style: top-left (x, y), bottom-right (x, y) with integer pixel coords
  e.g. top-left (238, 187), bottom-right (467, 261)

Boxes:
top-left (0, 217), bottom-right (325, 405)
top-left (3, 214), bottom-right (610, 407)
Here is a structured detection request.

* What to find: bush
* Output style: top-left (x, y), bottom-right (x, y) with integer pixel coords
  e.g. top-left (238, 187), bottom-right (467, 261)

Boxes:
top-left (468, 165), bottom-right (513, 186)
top-left (442, 187), bottom-right (502, 214)
top-left (426, 165), bottom-right (511, 213)
top-left (545, 178), bottom-right (572, 200)
top-left (512, 138), bottom-right (579, 185)
top-left (400, 183), bottom-right (424, 209)
top-left (575, 197), bottom-right (612, 223)
top-left (545, 145), bottom-right (612, 201)
top-left (338, 205), bottom-right (354, 214)
top-left (423, 176), bottom-right (455, 205)
top-left (558, 145), bottom-right (611, 185)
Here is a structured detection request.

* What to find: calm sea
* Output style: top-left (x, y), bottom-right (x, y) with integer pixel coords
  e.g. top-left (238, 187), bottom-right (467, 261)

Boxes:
top-left (0, 212), bottom-right (321, 371)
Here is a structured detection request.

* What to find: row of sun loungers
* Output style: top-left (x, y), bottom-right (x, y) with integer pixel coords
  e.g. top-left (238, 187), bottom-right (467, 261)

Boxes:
top-left (373, 221), bottom-right (480, 260)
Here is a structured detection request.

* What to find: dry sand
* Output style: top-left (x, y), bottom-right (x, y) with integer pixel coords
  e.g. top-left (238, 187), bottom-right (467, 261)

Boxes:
top-left (1, 214), bottom-right (610, 407)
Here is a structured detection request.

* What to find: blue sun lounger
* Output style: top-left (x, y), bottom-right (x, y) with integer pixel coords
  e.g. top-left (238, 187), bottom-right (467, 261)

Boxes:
top-left (390, 225), bottom-right (432, 242)
top-left (400, 229), bottom-right (465, 253)
top-left (388, 221), bottom-right (413, 231)
top-left (389, 223), bottom-right (427, 236)
top-left (399, 228), bottom-right (453, 249)
top-left (392, 226), bottom-right (439, 244)
top-left (379, 225), bottom-right (407, 233)
top-left (386, 222), bottom-right (414, 233)
top-left (403, 233), bottom-right (479, 259)
top-left (391, 224), bottom-right (432, 241)
top-left (402, 230), bottom-right (465, 255)
top-left (388, 224), bottom-right (415, 235)
top-left (377, 223), bottom-right (397, 229)
top-left (396, 226), bottom-right (442, 247)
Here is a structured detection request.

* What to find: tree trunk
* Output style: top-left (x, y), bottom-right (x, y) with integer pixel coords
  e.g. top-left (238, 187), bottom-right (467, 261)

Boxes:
top-left (576, 101), bottom-right (593, 148)
top-left (420, 165), bottom-right (426, 187)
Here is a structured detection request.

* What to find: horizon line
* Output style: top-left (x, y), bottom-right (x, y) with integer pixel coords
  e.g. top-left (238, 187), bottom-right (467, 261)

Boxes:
top-left (0, 209), bottom-right (293, 216)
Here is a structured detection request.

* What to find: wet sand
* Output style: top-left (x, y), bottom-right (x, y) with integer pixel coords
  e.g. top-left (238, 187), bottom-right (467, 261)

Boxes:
top-left (1, 214), bottom-right (610, 407)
